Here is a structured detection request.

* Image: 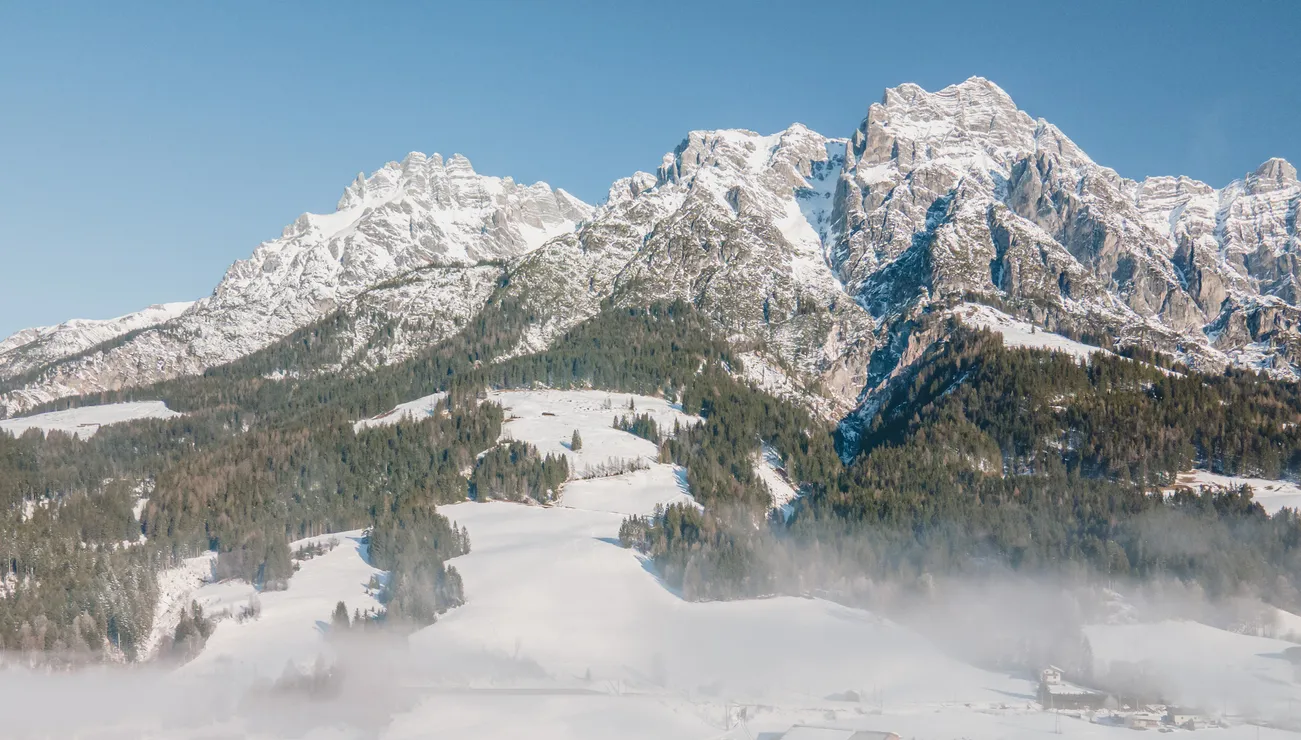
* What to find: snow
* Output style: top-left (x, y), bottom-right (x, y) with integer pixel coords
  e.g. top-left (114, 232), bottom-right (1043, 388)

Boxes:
top-left (410, 500), bottom-right (1028, 705)
top-left (355, 390), bottom-right (700, 473)
top-left (183, 531), bottom-right (385, 679)
top-left (1087, 620), bottom-right (1300, 718)
top-left (140, 552), bottom-right (218, 659)
top-left (353, 392), bottom-right (447, 432)
top-left (1167, 470), bottom-right (1301, 514)
top-left (0, 400), bottom-right (182, 439)
top-left (954, 303), bottom-right (1183, 377)
top-left (561, 463), bottom-right (695, 515)
top-left (20, 390), bottom-right (1301, 739)
top-left (0, 300), bottom-right (194, 357)
top-left (954, 303), bottom-right (1111, 363)
top-left (488, 389), bottom-right (698, 472)
top-left (1273, 607), bottom-right (1301, 641)
top-left (755, 444), bottom-right (800, 518)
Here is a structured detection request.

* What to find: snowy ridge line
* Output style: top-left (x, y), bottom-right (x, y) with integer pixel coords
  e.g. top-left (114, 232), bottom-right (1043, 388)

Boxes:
top-left (353, 391), bottom-right (449, 432)
top-left (953, 303), bottom-right (1184, 376)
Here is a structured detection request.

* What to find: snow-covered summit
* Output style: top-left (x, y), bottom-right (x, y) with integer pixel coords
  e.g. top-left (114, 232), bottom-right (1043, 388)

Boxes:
top-left (0, 155), bottom-right (592, 416)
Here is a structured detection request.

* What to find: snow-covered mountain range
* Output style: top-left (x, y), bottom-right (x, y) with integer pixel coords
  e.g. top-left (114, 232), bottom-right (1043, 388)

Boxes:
top-left (0, 155), bottom-right (589, 414)
top-left (2, 77), bottom-right (1298, 419)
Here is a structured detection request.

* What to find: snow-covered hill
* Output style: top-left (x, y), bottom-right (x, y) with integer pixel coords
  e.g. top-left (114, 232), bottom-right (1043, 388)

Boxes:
top-left (1166, 469), bottom-right (1301, 514)
top-left (0, 400), bottom-right (182, 439)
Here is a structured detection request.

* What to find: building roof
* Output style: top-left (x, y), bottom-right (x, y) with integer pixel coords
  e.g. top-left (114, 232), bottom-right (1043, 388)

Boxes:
top-left (1044, 679), bottom-right (1104, 697)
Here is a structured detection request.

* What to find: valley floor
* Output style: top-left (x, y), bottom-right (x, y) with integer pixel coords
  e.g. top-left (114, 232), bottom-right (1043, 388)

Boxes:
top-left (6, 390), bottom-right (1301, 739)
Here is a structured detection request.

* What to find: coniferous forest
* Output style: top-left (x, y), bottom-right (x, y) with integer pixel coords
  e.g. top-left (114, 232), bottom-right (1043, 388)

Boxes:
top-left (3, 296), bottom-right (1301, 662)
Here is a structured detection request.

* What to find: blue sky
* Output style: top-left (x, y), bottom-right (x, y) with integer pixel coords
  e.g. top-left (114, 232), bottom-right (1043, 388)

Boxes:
top-left (1, 1), bottom-right (1298, 338)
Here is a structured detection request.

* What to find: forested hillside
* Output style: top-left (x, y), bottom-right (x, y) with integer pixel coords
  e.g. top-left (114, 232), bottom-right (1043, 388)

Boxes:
top-left (4, 299), bottom-right (1301, 663)
top-left (623, 323), bottom-right (1301, 614)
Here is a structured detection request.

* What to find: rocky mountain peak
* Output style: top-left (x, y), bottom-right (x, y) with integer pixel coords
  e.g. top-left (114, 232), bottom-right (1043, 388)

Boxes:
top-left (1246, 157), bottom-right (1299, 194)
top-left (856, 77), bottom-right (1039, 167)
top-left (653, 125), bottom-right (838, 195)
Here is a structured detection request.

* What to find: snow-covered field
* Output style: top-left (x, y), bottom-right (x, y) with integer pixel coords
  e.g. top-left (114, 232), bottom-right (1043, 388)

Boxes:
top-left (353, 392), bottom-right (447, 431)
top-left (1168, 469), bottom-right (1301, 514)
top-left (9, 389), bottom-right (1300, 739)
top-left (1088, 620), bottom-right (1300, 719)
top-left (0, 400), bottom-right (181, 439)
top-left (490, 389), bottom-right (697, 472)
top-left (560, 463), bottom-right (695, 514)
top-left (184, 531), bottom-right (385, 679)
top-left (954, 303), bottom-right (1110, 362)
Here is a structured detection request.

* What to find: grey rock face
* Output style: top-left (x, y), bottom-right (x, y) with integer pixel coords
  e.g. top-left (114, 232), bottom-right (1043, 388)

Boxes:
top-left (829, 77), bottom-right (1301, 388)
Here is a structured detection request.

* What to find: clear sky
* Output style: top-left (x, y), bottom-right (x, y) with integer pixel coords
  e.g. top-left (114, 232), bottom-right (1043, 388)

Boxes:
top-left (1, 1), bottom-right (1298, 339)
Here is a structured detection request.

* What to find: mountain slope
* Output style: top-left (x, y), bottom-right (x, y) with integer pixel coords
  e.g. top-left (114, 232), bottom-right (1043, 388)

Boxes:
top-left (832, 78), bottom-right (1300, 385)
top-left (0, 155), bottom-right (589, 416)
top-left (501, 125), bottom-right (877, 412)
top-left (0, 301), bottom-right (194, 380)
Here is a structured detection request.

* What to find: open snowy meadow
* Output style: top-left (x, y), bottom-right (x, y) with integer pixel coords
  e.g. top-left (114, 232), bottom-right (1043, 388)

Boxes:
top-left (5, 389), bottom-right (1299, 740)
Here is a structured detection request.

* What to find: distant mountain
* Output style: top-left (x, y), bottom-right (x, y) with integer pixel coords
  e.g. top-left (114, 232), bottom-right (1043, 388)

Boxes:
top-left (3, 77), bottom-right (1297, 420)
top-left (0, 302), bottom-right (194, 382)
top-left (0, 154), bottom-right (590, 415)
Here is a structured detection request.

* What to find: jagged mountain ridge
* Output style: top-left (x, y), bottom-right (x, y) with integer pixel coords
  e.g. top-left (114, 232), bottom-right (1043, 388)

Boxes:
top-left (0, 154), bottom-right (590, 415)
top-left (0, 301), bottom-right (195, 382)
top-left (1, 77), bottom-right (1297, 420)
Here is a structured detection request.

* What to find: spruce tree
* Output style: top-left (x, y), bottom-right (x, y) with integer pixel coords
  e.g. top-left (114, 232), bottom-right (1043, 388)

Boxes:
top-left (571, 429), bottom-right (583, 451)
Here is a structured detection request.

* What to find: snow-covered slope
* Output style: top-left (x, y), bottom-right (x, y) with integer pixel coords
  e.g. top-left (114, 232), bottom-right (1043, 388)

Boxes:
top-left (1087, 620), bottom-right (1300, 717)
top-left (413, 500), bottom-right (1028, 703)
top-left (184, 531), bottom-right (385, 679)
top-left (501, 125), bottom-right (876, 406)
top-left (1167, 469), bottom-right (1301, 514)
top-left (0, 301), bottom-right (193, 379)
top-left (953, 302), bottom-right (1112, 362)
top-left (491, 390), bottom-right (696, 471)
top-left (0, 400), bottom-right (182, 439)
top-left (353, 392), bottom-right (448, 432)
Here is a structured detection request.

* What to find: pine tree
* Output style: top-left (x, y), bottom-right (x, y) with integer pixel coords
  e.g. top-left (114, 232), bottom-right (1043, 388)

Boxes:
top-left (571, 429), bottom-right (583, 451)
top-left (332, 600), bottom-right (350, 629)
